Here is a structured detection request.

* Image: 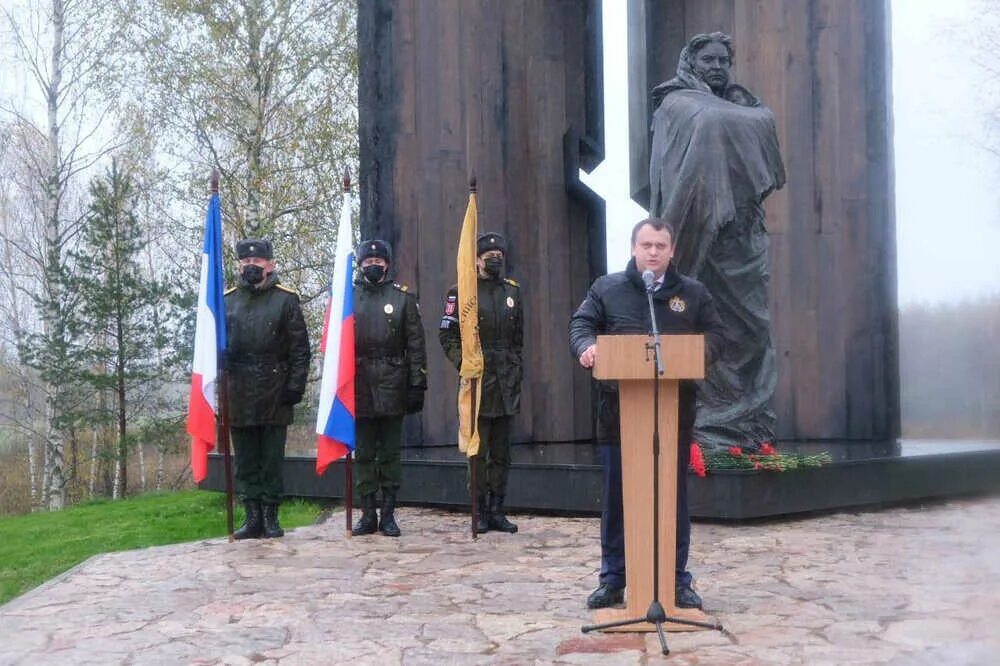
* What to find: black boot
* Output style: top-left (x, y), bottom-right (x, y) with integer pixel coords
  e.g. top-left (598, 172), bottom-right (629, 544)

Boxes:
top-left (352, 493), bottom-right (379, 536)
top-left (488, 494), bottom-right (518, 534)
top-left (261, 503), bottom-right (284, 538)
top-left (234, 500), bottom-right (263, 540)
top-left (379, 491), bottom-right (401, 537)
top-left (475, 494), bottom-right (490, 534)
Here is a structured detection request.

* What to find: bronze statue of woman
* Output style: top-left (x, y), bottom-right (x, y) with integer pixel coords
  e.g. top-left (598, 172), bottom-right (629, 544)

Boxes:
top-left (649, 32), bottom-right (786, 452)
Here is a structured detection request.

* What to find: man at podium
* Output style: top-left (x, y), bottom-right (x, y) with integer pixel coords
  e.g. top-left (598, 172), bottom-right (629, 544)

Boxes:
top-left (569, 218), bottom-right (726, 610)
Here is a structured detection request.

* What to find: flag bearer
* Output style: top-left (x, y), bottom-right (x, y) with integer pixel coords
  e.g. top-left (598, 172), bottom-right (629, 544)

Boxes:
top-left (225, 238), bottom-right (311, 539)
top-left (351, 239), bottom-right (428, 537)
top-left (439, 232), bottom-right (524, 534)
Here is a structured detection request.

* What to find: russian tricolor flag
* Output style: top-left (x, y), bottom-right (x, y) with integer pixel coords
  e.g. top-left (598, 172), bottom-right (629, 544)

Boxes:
top-left (315, 200), bottom-right (356, 475)
top-left (186, 190), bottom-right (227, 483)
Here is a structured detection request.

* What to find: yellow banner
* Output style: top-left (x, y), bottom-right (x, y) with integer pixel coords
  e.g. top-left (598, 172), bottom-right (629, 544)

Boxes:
top-left (457, 191), bottom-right (483, 457)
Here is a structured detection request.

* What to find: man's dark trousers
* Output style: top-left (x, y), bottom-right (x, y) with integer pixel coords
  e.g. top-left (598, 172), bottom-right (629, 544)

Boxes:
top-left (232, 425), bottom-right (287, 504)
top-left (599, 428), bottom-right (693, 591)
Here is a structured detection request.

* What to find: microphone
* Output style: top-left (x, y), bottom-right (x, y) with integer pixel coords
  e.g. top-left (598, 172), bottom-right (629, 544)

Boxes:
top-left (641, 269), bottom-right (664, 375)
top-left (642, 269), bottom-right (656, 293)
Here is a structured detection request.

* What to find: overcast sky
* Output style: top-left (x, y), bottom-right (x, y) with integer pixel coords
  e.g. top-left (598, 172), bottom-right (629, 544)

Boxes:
top-left (585, 0), bottom-right (1000, 307)
top-left (892, 0), bottom-right (1000, 305)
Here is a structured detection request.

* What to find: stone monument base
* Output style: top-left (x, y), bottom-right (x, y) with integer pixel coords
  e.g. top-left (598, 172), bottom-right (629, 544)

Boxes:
top-left (202, 439), bottom-right (1000, 520)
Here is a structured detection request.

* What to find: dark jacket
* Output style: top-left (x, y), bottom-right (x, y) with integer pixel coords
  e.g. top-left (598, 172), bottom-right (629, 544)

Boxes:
top-left (568, 259), bottom-right (727, 441)
top-left (439, 276), bottom-right (524, 417)
top-left (354, 278), bottom-right (427, 417)
top-left (224, 272), bottom-right (311, 427)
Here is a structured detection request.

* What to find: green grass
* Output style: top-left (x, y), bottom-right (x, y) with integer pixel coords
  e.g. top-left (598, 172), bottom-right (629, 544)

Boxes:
top-left (0, 490), bottom-right (322, 605)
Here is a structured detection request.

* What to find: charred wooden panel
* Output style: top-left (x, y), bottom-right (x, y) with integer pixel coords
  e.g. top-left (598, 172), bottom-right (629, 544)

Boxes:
top-left (359, 0), bottom-right (602, 446)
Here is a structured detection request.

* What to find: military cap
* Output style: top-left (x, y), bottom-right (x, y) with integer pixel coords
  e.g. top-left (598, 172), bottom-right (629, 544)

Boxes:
top-left (476, 232), bottom-right (506, 256)
top-left (235, 238), bottom-right (273, 260)
top-left (357, 239), bottom-right (392, 263)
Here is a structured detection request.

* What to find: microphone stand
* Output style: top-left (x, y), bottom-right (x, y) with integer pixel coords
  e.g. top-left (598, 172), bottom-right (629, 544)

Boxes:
top-left (582, 275), bottom-right (725, 655)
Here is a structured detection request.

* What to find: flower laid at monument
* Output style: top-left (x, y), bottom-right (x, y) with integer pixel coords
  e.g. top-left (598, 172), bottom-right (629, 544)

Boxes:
top-left (689, 442), bottom-right (832, 476)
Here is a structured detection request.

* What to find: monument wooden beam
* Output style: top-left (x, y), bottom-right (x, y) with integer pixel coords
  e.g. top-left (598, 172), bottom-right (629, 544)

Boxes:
top-left (358, 0), bottom-right (604, 446)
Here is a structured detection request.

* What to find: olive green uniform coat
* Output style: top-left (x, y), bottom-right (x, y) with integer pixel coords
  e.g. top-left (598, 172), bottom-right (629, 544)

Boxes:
top-left (224, 273), bottom-right (310, 502)
top-left (439, 276), bottom-right (523, 493)
top-left (354, 279), bottom-right (427, 495)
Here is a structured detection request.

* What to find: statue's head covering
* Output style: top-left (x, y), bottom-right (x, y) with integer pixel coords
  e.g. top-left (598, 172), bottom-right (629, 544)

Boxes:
top-left (651, 32), bottom-right (759, 110)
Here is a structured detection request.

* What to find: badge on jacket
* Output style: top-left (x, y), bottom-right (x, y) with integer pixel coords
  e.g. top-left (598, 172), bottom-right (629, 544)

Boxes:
top-left (669, 296), bottom-right (686, 313)
top-left (384, 303), bottom-right (394, 314)
top-left (506, 296), bottom-right (514, 308)
top-left (445, 294), bottom-right (457, 316)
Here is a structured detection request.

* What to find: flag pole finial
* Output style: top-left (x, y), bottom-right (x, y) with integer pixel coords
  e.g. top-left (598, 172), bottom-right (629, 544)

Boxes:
top-left (342, 168), bottom-right (351, 193)
top-left (210, 169), bottom-right (220, 195)
top-left (469, 174), bottom-right (476, 193)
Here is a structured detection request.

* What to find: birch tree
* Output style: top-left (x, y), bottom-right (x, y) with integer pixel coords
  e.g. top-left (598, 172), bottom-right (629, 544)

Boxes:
top-left (2, 0), bottom-right (128, 509)
top-left (0, 124), bottom-right (46, 507)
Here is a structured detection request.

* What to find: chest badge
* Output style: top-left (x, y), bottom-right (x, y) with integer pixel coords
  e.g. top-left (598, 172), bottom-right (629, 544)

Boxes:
top-left (669, 296), bottom-right (686, 313)
top-left (506, 296), bottom-right (515, 308)
top-left (384, 303), bottom-right (394, 315)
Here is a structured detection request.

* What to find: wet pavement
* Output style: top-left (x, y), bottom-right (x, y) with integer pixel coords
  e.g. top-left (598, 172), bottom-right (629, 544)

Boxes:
top-left (1, 495), bottom-right (998, 664)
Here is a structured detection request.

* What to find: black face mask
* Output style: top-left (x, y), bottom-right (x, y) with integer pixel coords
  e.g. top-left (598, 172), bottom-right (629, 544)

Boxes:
top-left (241, 264), bottom-right (265, 285)
top-left (483, 256), bottom-right (504, 278)
top-left (362, 264), bottom-right (386, 284)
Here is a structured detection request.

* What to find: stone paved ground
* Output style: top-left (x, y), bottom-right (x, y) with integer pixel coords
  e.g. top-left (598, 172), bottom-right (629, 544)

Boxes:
top-left (2, 495), bottom-right (999, 665)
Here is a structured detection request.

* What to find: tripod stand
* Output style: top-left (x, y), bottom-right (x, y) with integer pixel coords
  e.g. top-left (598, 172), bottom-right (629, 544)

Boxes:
top-left (581, 281), bottom-right (726, 655)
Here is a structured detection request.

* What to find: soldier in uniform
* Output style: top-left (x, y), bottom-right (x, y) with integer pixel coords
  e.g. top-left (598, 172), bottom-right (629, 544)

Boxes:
top-left (225, 238), bottom-right (311, 539)
top-left (351, 239), bottom-right (428, 538)
top-left (439, 232), bottom-right (523, 534)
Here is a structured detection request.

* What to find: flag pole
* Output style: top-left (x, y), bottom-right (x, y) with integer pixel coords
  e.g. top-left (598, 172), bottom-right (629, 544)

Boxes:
top-left (342, 168), bottom-right (354, 539)
top-left (345, 452), bottom-right (353, 538)
top-left (468, 175), bottom-right (479, 542)
top-left (211, 169), bottom-right (236, 542)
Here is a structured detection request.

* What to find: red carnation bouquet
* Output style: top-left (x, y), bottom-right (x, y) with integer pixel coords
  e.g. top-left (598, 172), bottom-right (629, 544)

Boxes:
top-left (689, 442), bottom-right (831, 474)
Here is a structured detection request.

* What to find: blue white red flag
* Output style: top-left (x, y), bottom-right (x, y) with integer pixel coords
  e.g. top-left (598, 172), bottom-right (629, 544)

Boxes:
top-left (315, 201), bottom-right (356, 474)
top-left (186, 191), bottom-right (227, 482)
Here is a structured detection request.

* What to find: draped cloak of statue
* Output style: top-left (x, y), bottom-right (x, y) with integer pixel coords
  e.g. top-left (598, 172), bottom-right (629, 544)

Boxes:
top-left (649, 57), bottom-right (786, 452)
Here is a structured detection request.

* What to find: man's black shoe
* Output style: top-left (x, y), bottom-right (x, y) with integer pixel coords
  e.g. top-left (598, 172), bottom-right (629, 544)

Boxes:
top-left (586, 584), bottom-right (625, 609)
top-left (675, 583), bottom-right (702, 609)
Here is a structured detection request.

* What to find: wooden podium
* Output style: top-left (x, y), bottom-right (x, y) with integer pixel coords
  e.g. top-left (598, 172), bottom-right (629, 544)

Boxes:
top-left (590, 334), bottom-right (714, 632)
